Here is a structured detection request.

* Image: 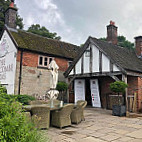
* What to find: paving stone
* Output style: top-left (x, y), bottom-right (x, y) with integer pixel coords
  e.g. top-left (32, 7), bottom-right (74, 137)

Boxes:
top-left (64, 138), bottom-right (77, 142)
top-left (130, 139), bottom-right (142, 142)
top-left (78, 136), bottom-right (106, 142)
top-left (114, 129), bottom-right (130, 135)
top-left (126, 129), bottom-right (142, 139)
top-left (100, 134), bottom-right (121, 141)
top-left (88, 132), bottom-right (107, 138)
top-left (112, 136), bottom-right (135, 142)
top-left (44, 108), bottom-right (142, 142)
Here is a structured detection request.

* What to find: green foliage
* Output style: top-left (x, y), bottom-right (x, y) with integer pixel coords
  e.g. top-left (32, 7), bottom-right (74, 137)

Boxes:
top-left (117, 35), bottom-right (134, 50)
top-left (99, 35), bottom-right (134, 50)
top-left (16, 95), bottom-right (35, 105)
top-left (27, 24), bottom-right (61, 40)
top-left (0, 86), bottom-right (46, 142)
top-left (16, 15), bottom-right (24, 29)
top-left (0, 0), bottom-right (24, 33)
top-left (110, 81), bottom-right (128, 93)
top-left (56, 82), bottom-right (68, 92)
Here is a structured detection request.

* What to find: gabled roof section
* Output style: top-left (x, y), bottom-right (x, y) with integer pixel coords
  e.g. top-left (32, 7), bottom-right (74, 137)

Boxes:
top-left (64, 36), bottom-right (142, 77)
top-left (8, 28), bottom-right (79, 60)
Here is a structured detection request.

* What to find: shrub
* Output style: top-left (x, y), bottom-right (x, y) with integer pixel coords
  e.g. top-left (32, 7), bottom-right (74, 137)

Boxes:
top-left (0, 86), bottom-right (46, 142)
top-left (110, 81), bottom-right (128, 105)
top-left (56, 82), bottom-right (68, 92)
top-left (16, 94), bottom-right (35, 105)
top-left (110, 81), bottom-right (128, 93)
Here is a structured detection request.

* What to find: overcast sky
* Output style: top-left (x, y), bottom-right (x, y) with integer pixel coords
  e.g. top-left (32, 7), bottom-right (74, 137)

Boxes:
top-left (15, 0), bottom-right (142, 46)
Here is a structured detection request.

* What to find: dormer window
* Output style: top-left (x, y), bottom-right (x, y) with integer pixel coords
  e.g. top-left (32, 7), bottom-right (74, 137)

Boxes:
top-left (38, 55), bottom-right (53, 67)
top-left (85, 49), bottom-right (90, 57)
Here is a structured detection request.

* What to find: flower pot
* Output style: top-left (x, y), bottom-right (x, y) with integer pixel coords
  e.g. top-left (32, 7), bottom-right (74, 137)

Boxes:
top-left (112, 105), bottom-right (126, 116)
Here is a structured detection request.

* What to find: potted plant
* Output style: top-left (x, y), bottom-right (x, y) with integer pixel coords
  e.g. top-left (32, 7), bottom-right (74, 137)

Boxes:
top-left (56, 81), bottom-right (68, 102)
top-left (110, 81), bottom-right (128, 116)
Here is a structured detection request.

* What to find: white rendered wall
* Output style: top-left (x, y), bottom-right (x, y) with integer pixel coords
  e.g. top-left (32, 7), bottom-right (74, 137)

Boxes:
top-left (75, 58), bottom-right (81, 74)
top-left (113, 64), bottom-right (120, 72)
top-left (92, 45), bottom-right (99, 72)
top-left (69, 69), bottom-right (74, 75)
top-left (102, 53), bottom-right (110, 72)
top-left (0, 30), bottom-right (17, 94)
top-left (83, 47), bottom-right (90, 73)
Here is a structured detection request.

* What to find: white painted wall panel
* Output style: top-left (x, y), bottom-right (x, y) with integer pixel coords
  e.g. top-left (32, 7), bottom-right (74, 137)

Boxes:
top-left (69, 69), bottom-right (74, 75)
top-left (102, 54), bottom-right (110, 72)
top-left (0, 31), bottom-right (17, 94)
top-left (75, 58), bottom-right (81, 74)
top-left (83, 47), bottom-right (90, 73)
top-left (92, 45), bottom-right (99, 72)
top-left (113, 64), bottom-right (120, 72)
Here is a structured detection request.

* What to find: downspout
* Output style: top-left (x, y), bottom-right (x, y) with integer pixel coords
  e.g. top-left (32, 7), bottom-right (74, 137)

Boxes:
top-left (18, 49), bottom-right (23, 94)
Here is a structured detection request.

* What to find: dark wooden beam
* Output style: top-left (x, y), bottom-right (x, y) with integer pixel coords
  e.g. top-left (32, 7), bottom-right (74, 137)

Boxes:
top-left (109, 75), bottom-right (120, 81)
top-left (110, 60), bottom-right (113, 72)
top-left (69, 71), bottom-right (122, 78)
top-left (122, 74), bottom-right (128, 116)
top-left (126, 71), bottom-right (142, 77)
top-left (99, 51), bottom-right (102, 73)
top-left (90, 45), bottom-right (93, 73)
top-left (81, 56), bottom-right (84, 74)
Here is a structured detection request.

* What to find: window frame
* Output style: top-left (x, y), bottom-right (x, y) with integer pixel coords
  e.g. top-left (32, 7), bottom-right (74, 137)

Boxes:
top-left (38, 55), bottom-right (53, 67)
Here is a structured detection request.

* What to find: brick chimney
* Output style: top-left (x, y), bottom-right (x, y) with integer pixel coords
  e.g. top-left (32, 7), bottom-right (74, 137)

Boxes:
top-left (5, 0), bottom-right (17, 29)
top-left (134, 36), bottom-right (142, 57)
top-left (107, 21), bottom-right (118, 45)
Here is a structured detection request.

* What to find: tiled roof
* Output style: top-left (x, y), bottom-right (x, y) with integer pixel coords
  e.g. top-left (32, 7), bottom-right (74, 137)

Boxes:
top-left (91, 37), bottom-right (142, 73)
top-left (9, 29), bottom-right (79, 59)
top-left (65, 36), bottom-right (142, 77)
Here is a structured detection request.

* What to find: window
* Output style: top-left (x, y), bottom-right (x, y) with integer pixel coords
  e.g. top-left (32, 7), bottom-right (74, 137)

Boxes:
top-left (38, 55), bottom-right (53, 67)
top-left (85, 49), bottom-right (90, 57)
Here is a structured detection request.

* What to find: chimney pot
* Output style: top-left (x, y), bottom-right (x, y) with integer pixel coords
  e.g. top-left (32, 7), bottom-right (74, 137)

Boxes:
top-left (9, 2), bottom-right (14, 8)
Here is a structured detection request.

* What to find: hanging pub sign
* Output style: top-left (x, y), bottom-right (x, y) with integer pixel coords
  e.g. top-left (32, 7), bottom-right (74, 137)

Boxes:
top-left (90, 79), bottom-right (101, 108)
top-left (74, 79), bottom-right (85, 103)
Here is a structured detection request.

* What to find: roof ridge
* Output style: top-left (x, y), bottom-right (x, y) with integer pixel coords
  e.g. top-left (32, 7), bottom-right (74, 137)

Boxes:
top-left (11, 29), bottom-right (79, 47)
top-left (90, 36), bottom-right (135, 52)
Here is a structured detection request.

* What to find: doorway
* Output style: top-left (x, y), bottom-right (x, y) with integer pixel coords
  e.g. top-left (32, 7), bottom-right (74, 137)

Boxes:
top-left (85, 79), bottom-right (92, 106)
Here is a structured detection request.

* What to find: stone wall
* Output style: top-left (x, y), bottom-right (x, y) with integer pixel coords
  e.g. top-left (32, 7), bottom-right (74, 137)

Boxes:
top-left (15, 50), bottom-right (70, 96)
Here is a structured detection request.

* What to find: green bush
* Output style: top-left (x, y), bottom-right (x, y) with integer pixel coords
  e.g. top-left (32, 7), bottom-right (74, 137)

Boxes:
top-left (110, 81), bottom-right (128, 93)
top-left (56, 82), bottom-right (68, 92)
top-left (110, 81), bottom-right (128, 105)
top-left (0, 86), bottom-right (47, 142)
top-left (16, 94), bottom-right (35, 105)
top-left (0, 100), bottom-right (44, 142)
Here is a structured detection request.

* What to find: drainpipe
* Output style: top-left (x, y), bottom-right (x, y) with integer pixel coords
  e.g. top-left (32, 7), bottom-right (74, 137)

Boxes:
top-left (18, 49), bottom-right (23, 95)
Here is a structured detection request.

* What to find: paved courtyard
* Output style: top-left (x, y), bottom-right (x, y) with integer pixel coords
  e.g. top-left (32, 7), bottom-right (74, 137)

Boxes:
top-left (42, 108), bottom-right (142, 142)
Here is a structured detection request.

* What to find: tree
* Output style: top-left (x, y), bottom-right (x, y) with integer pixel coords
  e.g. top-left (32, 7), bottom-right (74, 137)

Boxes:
top-left (27, 24), bottom-right (61, 40)
top-left (99, 35), bottom-right (134, 50)
top-left (0, 0), bottom-right (24, 33)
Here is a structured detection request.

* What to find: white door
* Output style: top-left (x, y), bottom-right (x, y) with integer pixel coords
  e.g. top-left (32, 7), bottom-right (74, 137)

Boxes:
top-left (90, 79), bottom-right (101, 107)
top-left (74, 79), bottom-right (85, 103)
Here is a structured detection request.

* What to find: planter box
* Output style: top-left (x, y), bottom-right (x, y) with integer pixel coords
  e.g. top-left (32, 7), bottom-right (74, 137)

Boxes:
top-left (112, 105), bottom-right (126, 116)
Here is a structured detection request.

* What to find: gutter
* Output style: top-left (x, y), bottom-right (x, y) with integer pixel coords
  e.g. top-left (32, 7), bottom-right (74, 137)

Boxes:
top-left (18, 49), bottom-right (23, 94)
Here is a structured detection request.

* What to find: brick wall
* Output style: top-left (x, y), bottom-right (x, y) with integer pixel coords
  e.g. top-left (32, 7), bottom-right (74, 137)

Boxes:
top-left (54, 58), bottom-right (69, 72)
top-left (15, 50), bottom-right (70, 96)
top-left (128, 76), bottom-right (142, 111)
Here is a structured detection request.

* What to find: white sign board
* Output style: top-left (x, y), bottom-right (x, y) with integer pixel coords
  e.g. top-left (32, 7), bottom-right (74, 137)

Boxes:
top-left (74, 79), bottom-right (85, 103)
top-left (90, 79), bottom-right (101, 107)
top-left (0, 31), bottom-right (17, 94)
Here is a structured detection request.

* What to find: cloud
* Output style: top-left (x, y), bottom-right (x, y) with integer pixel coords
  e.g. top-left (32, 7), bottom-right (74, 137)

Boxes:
top-left (15, 0), bottom-right (142, 45)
